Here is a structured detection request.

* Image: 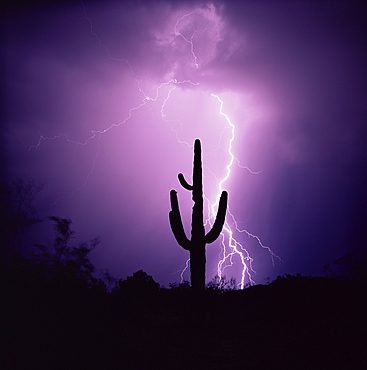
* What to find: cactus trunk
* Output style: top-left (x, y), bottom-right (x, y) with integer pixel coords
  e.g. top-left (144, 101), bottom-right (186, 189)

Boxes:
top-left (190, 245), bottom-right (206, 292)
top-left (169, 139), bottom-right (228, 292)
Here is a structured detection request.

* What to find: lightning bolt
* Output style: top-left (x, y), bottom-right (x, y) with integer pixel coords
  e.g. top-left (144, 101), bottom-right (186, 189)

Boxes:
top-left (29, 2), bottom-right (281, 287)
top-left (209, 94), bottom-right (282, 289)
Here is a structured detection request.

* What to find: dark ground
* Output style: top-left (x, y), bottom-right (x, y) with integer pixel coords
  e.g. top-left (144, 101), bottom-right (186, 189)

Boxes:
top-left (1, 270), bottom-right (366, 370)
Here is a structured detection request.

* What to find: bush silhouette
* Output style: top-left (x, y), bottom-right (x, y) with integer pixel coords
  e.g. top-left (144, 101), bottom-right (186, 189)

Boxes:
top-left (117, 270), bottom-right (160, 293)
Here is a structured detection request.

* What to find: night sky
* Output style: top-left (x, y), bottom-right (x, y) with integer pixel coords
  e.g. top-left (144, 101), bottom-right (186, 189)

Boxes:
top-left (1, 0), bottom-right (366, 287)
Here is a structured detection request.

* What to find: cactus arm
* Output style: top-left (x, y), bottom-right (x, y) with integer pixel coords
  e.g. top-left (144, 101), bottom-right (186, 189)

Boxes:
top-left (205, 191), bottom-right (228, 244)
top-left (169, 190), bottom-right (191, 250)
top-left (178, 173), bottom-right (193, 191)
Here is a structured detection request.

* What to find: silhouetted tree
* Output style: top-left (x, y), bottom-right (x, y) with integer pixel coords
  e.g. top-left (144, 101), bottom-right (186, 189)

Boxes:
top-left (34, 216), bottom-right (100, 286)
top-left (169, 139), bottom-right (228, 292)
top-left (5, 178), bottom-right (44, 259)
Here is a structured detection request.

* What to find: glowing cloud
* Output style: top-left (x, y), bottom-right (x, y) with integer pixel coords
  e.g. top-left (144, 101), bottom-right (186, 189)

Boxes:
top-left (5, 1), bottom-right (282, 287)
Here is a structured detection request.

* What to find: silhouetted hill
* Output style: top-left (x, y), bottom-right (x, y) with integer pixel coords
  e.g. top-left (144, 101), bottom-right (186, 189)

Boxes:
top-left (1, 270), bottom-right (366, 369)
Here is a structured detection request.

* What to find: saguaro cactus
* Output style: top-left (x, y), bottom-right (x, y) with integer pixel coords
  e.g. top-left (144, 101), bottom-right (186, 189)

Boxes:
top-left (169, 139), bottom-right (228, 292)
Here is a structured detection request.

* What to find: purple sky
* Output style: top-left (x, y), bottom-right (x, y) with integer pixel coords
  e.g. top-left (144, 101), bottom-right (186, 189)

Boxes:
top-left (1, 0), bottom-right (366, 287)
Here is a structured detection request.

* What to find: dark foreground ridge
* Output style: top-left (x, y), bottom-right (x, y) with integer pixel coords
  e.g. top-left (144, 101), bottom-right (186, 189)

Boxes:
top-left (2, 268), bottom-right (366, 370)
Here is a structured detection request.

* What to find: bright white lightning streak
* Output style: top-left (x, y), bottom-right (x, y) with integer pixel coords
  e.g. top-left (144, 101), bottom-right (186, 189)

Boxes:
top-left (208, 94), bottom-right (282, 288)
top-left (210, 94), bottom-right (234, 192)
top-left (209, 94), bottom-right (256, 289)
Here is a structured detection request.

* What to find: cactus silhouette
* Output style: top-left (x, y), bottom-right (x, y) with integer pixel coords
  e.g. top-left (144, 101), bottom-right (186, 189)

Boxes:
top-left (169, 139), bottom-right (228, 292)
